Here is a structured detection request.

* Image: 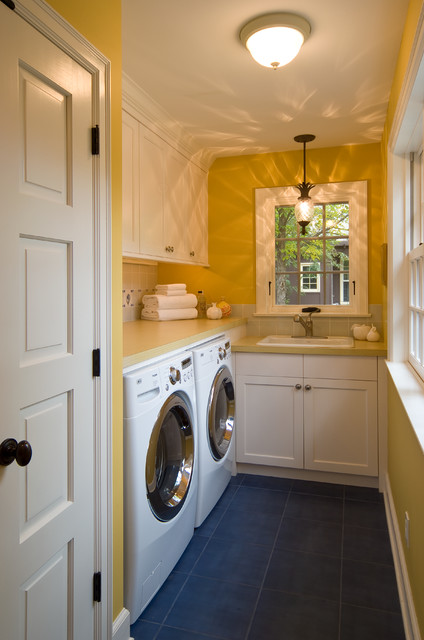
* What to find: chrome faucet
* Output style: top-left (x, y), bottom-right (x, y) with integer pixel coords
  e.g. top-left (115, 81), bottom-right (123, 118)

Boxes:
top-left (293, 307), bottom-right (321, 337)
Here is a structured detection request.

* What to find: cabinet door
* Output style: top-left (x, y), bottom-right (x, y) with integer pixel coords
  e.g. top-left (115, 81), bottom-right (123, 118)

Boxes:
top-left (303, 378), bottom-right (378, 476)
top-left (236, 375), bottom-right (303, 468)
top-left (186, 162), bottom-right (208, 264)
top-left (139, 123), bottom-right (164, 258)
top-left (164, 148), bottom-right (187, 259)
top-left (122, 111), bottom-right (140, 254)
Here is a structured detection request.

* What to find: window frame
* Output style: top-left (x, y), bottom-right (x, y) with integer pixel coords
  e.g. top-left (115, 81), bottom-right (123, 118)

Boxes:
top-left (255, 180), bottom-right (368, 315)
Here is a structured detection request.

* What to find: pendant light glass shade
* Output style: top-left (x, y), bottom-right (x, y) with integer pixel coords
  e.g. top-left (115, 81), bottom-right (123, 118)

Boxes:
top-left (240, 13), bottom-right (311, 69)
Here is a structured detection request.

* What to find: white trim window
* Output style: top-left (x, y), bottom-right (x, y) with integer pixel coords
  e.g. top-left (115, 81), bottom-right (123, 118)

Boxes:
top-left (300, 262), bottom-right (321, 293)
top-left (256, 180), bottom-right (368, 315)
top-left (408, 151), bottom-right (424, 380)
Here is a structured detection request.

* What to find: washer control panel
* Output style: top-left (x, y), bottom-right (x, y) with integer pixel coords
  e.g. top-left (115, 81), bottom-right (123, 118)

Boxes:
top-left (162, 354), bottom-right (194, 391)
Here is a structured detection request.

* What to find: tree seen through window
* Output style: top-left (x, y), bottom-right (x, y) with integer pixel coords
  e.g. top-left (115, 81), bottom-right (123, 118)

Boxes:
top-left (275, 202), bottom-right (349, 306)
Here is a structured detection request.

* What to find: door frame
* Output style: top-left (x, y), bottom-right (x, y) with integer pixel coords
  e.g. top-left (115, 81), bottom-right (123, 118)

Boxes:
top-left (11, 1), bottom-right (112, 637)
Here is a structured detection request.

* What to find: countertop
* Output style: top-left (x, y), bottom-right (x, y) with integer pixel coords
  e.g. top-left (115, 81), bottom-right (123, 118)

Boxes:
top-left (231, 335), bottom-right (387, 357)
top-left (123, 317), bottom-right (247, 368)
top-left (123, 318), bottom-right (387, 369)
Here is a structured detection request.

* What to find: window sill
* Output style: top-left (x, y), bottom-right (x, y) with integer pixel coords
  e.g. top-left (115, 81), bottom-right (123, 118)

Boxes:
top-left (386, 361), bottom-right (424, 455)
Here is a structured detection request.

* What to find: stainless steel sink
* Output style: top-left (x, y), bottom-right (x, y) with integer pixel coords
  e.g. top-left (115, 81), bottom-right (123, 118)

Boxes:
top-left (257, 335), bottom-right (354, 348)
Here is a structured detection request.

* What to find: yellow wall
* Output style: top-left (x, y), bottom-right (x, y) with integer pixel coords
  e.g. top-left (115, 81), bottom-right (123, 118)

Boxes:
top-left (159, 144), bottom-right (384, 306)
top-left (47, 0), bottom-right (124, 620)
top-left (388, 378), bottom-right (424, 632)
top-left (383, 0), bottom-right (424, 635)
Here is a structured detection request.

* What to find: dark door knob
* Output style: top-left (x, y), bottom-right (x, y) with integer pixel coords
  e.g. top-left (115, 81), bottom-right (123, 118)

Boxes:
top-left (0, 438), bottom-right (32, 467)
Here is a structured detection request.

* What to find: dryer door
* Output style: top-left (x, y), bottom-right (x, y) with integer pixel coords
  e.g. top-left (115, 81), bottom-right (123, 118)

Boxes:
top-left (146, 393), bottom-right (194, 521)
top-left (208, 366), bottom-right (235, 461)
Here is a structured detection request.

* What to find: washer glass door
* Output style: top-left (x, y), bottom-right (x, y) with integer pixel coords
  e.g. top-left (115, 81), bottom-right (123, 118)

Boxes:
top-left (208, 367), bottom-right (235, 460)
top-left (146, 393), bottom-right (194, 521)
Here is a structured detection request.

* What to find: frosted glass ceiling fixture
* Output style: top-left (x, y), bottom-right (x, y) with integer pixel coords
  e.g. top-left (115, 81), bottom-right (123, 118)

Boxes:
top-left (239, 13), bottom-right (311, 69)
top-left (294, 134), bottom-right (316, 235)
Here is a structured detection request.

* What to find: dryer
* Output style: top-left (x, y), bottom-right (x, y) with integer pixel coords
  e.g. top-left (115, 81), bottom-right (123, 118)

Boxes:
top-left (192, 335), bottom-right (235, 528)
top-left (123, 352), bottom-right (197, 624)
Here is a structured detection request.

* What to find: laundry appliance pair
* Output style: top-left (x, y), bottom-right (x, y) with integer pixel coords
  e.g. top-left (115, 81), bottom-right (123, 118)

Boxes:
top-left (123, 335), bottom-right (235, 624)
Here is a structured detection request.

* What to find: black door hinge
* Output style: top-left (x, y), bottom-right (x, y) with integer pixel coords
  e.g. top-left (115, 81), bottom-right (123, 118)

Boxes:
top-left (1, 0), bottom-right (15, 9)
top-left (92, 348), bottom-right (101, 377)
top-left (91, 125), bottom-right (100, 155)
top-left (93, 572), bottom-right (101, 603)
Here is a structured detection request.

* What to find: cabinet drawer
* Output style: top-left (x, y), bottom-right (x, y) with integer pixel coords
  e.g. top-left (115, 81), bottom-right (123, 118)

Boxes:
top-left (304, 355), bottom-right (377, 381)
top-left (235, 352), bottom-right (303, 377)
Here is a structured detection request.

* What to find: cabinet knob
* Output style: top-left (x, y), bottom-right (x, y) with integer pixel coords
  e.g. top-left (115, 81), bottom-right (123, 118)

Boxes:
top-left (190, 251), bottom-right (195, 257)
top-left (295, 384), bottom-right (302, 390)
top-left (165, 245), bottom-right (175, 253)
top-left (304, 384), bottom-right (312, 391)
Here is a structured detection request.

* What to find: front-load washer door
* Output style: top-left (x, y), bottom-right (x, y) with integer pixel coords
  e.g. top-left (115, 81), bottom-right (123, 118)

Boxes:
top-left (208, 366), bottom-right (235, 461)
top-left (146, 393), bottom-right (194, 522)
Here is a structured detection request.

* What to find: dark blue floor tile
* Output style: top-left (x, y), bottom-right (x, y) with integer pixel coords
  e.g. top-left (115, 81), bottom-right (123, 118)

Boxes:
top-left (228, 485), bottom-right (288, 513)
top-left (343, 524), bottom-right (394, 565)
top-left (165, 575), bottom-right (259, 640)
top-left (229, 473), bottom-right (246, 486)
top-left (342, 558), bottom-right (401, 612)
top-left (140, 571), bottom-right (188, 624)
top-left (340, 603), bottom-right (406, 640)
top-left (215, 483), bottom-right (238, 508)
top-left (247, 589), bottom-right (339, 640)
top-left (276, 516), bottom-right (342, 557)
top-left (157, 627), bottom-right (219, 640)
top-left (212, 506), bottom-right (282, 546)
top-left (241, 473), bottom-right (294, 492)
top-left (344, 498), bottom-right (388, 530)
top-left (292, 479), bottom-right (344, 498)
top-left (264, 548), bottom-right (341, 601)
top-left (285, 491), bottom-right (343, 523)
top-left (193, 537), bottom-right (272, 586)
top-left (173, 535), bottom-right (208, 574)
top-left (345, 484), bottom-right (384, 503)
top-left (194, 505), bottom-right (225, 537)
top-left (130, 619), bottom-right (160, 640)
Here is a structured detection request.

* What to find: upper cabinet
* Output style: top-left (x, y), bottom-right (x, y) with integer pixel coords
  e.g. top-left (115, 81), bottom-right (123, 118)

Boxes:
top-left (122, 109), bottom-right (208, 265)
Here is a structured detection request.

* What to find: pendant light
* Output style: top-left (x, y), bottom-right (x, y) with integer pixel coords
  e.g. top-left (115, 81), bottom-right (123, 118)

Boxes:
top-left (240, 13), bottom-right (311, 70)
top-left (294, 134), bottom-right (316, 235)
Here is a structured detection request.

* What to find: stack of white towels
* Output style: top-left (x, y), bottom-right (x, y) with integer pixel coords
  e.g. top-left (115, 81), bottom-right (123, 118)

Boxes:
top-left (141, 283), bottom-right (198, 321)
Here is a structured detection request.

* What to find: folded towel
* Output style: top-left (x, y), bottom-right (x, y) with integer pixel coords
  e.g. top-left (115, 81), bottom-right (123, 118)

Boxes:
top-left (142, 293), bottom-right (197, 309)
top-left (152, 289), bottom-right (187, 297)
top-left (142, 308), bottom-right (198, 321)
top-left (155, 283), bottom-right (186, 291)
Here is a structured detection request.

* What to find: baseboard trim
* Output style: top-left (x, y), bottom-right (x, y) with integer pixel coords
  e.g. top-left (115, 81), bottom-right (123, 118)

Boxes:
top-left (112, 608), bottom-right (132, 640)
top-left (385, 474), bottom-right (422, 640)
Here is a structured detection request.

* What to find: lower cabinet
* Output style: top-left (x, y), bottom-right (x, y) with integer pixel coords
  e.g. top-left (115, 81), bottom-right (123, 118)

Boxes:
top-left (235, 352), bottom-right (378, 477)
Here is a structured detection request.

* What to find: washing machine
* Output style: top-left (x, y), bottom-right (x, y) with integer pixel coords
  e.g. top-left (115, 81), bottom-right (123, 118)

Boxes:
top-left (123, 351), bottom-right (197, 624)
top-left (192, 335), bottom-right (235, 528)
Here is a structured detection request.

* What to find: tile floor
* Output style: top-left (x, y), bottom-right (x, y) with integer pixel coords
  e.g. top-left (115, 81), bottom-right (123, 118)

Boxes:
top-left (130, 474), bottom-right (405, 640)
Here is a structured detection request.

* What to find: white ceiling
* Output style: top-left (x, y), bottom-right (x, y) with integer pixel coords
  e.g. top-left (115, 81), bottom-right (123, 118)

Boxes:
top-left (122, 0), bottom-right (409, 160)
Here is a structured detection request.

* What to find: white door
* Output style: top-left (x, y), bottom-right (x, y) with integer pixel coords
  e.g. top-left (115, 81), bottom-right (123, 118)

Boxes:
top-left (0, 4), bottom-right (98, 637)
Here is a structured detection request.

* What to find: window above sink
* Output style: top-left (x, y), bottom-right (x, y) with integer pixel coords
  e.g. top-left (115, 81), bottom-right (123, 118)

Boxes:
top-left (255, 180), bottom-right (368, 316)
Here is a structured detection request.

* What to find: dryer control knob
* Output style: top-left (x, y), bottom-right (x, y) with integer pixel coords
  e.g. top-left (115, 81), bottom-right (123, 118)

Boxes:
top-left (169, 367), bottom-right (181, 385)
top-left (218, 347), bottom-right (227, 360)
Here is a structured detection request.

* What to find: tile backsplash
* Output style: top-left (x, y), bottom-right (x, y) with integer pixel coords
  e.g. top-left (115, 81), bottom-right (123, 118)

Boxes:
top-left (122, 261), bottom-right (157, 322)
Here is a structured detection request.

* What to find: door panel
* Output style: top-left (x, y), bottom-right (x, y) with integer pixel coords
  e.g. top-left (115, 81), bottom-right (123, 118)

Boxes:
top-left (0, 4), bottom-right (96, 637)
top-left (236, 375), bottom-right (303, 468)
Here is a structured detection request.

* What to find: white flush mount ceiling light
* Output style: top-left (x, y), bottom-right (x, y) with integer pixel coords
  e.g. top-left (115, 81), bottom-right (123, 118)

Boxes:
top-left (240, 13), bottom-right (311, 69)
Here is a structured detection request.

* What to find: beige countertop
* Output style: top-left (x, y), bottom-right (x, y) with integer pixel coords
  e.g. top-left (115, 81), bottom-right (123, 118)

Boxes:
top-left (123, 317), bottom-right (247, 368)
top-left (231, 335), bottom-right (387, 357)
